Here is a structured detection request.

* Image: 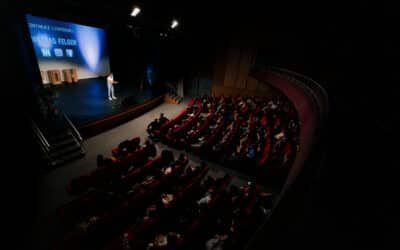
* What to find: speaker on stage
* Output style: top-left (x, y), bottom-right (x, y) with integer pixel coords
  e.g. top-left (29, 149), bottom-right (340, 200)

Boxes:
top-left (122, 96), bottom-right (138, 107)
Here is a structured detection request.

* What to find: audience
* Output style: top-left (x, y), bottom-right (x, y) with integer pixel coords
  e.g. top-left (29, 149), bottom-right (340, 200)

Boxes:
top-left (64, 95), bottom-right (298, 250)
top-left (149, 95), bottom-right (298, 175)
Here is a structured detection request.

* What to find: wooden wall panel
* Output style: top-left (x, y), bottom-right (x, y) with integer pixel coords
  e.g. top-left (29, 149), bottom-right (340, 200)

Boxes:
top-left (235, 48), bottom-right (253, 89)
top-left (246, 77), bottom-right (259, 91)
top-left (223, 46), bottom-right (240, 87)
top-left (212, 84), bottom-right (277, 98)
top-left (213, 47), bottom-right (227, 86)
top-left (257, 80), bottom-right (270, 92)
top-left (212, 39), bottom-right (281, 99)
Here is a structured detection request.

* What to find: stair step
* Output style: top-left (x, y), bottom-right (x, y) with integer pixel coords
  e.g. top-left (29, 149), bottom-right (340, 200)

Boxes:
top-left (48, 150), bottom-right (85, 167)
top-left (51, 137), bottom-right (76, 150)
top-left (58, 149), bottom-right (85, 161)
top-left (49, 143), bottom-right (81, 158)
top-left (48, 131), bottom-right (73, 143)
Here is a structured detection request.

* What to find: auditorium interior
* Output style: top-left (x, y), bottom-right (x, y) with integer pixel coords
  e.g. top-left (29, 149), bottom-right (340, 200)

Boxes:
top-left (5, 1), bottom-right (397, 250)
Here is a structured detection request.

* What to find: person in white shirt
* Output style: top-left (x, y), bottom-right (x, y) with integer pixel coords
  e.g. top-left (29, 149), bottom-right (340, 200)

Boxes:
top-left (107, 73), bottom-right (118, 100)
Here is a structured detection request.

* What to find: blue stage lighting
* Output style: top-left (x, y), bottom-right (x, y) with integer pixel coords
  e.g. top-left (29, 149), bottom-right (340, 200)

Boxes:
top-left (76, 25), bottom-right (103, 72)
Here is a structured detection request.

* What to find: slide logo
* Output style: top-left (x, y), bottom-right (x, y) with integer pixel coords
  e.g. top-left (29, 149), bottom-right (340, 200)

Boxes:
top-left (41, 48), bottom-right (51, 57)
top-left (66, 49), bottom-right (74, 57)
top-left (54, 48), bottom-right (63, 57)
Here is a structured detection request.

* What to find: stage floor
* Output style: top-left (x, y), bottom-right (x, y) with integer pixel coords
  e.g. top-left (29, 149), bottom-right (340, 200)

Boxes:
top-left (52, 78), bottom-right (155, 126)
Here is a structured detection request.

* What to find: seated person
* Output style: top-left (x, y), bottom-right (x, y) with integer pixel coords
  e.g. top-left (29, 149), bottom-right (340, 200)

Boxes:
top-left (158, 113), bottom-right (169, 125)
top-left (117, 140), bottom-right (133, 157)
top-left (166, 232), bottom-right (180, 247)
top-left (274, 131), bottom-right (285, 140)
top-left (205, 233), bottom-right (229, 250)
top-left (240, 181), bottom-right (255, 199)
top-left (184, 165), bottom-right (194, 175)
top-left (121, 233), bottom-right (132, 250)
top-left (212, 143), bottom-right (221, 152)
top-left (203, 176), bottom-right (215, 189)
top-left (118, 140), bottom-right (131, 151)
top-left (161, 193), bottom-right (174, 208)
top-left (148, 233), bottom-right (168, 249)
top-left (228, 151), bottom-right (238, 162)
top-left (198, 188), bottom-right (214, 206)
top-left (246, 145), bottom-right (255, 159)
top-left (186, 128), bottom-right (196, 137)
top-left (176, 153), bottom-right (186, 165)
top-left (173, 123), bottom-right (180, 130)
top-left (144, 140), bottom-right (157, 157)
top-left (161, 165), bottom-right (173, 175)
top-left (192, 135), bottom-right (207, 147)
top-left (166, 127), bottom-right (173, 136)
top-left (268, 100), bottom-right (278, 110)
top-left (161, 150), bottom-right (174, 165)
top-left (119, 147), bottom-right (129, 158)
top-left (200, 109), bottom-right (210, 118)
top-left (145, 204), bottom-right (158, 219)
top-left (209, 123), bottom-right (217, 130)
top-left (127, 182), bottom-right (142, 195)
top-left (147, 118), bottom-right (160, 134)
top-left (78, 215), bottom-right (99, 232)
top-left (142, 175), bottom-right (155, 186)
top-left (229, 185), bottom-right (240, 203)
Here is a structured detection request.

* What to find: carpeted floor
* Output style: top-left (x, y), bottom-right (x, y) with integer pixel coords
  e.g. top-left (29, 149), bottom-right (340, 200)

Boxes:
top-left (32, 99), bottom-right (253, 250)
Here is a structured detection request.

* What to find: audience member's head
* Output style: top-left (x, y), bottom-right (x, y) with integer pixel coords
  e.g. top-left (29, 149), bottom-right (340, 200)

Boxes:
top-left (97, 154), bottom-right (104, 167)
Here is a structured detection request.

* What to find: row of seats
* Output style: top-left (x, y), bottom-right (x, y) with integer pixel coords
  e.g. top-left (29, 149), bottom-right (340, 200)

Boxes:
top-left (148, 95), bottom-right (299, 177)
top-left (58, 134), bottom-right (272, 250)
top-left (65, 137), bottom-right (155, 196)
top-left (59, 150), bottom-right (194, 248)
top-left (60, 94), bottom-right (294, 249)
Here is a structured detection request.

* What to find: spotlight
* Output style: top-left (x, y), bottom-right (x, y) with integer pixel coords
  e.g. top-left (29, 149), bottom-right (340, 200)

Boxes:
top-left (171, 19), bottom-right (179, 29)
top-left (131, 7), bottom-right (141, 17)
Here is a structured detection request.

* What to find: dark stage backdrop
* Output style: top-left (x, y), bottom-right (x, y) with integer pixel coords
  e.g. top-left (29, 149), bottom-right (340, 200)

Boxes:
top-left (26, 14), bottom-right (111, 84)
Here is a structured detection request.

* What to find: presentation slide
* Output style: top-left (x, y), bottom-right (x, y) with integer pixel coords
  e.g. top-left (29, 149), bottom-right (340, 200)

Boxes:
top-left (26, 14), bottom-right (110, 83)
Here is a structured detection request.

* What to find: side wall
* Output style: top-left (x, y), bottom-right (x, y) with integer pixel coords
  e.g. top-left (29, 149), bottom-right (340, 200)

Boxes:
top-left (212, 42), bottom-right (279, 98)
top-left (212, 41), bottom-right (322, 198)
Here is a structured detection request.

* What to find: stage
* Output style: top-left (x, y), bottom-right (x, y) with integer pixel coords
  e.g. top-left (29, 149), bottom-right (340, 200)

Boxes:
top-left (51, 78), bottom-right (155, 126)
top-left (48, 78), bottom-right (164, 138)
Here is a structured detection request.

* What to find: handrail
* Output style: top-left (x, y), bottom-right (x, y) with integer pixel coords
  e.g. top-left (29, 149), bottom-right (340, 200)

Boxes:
top-left (31, 119), bottom-right (50, 151)
top-left (244, 67), bottom-right (329, 250)
top-left (63, 112), bottom-right (83, 142)
top-left (37, 136), bottom-right (51, 163)
top-left (267, 66), bottom-right (329, 122)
